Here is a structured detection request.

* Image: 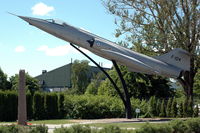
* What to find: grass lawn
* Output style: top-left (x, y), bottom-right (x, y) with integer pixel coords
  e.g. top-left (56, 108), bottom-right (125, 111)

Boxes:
top-left (85, 122), bottom-right (167, 129)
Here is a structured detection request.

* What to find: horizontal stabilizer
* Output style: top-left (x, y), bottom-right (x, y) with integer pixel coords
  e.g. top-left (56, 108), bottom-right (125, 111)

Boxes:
top-left (154, 48), bottom-right (190, 71)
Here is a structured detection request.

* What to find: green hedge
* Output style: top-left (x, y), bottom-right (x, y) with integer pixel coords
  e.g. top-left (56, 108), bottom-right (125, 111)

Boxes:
top-left (135, 118), bottom-right (200, 133)
top-left (53, 118), bottom-right (200, 133)
top-left (0, 125), bottom-right (48, 133)
top-left (44, 93), bottom-right (59, 119)
top-left (33, 92), bottom-right (46, 120)
top-left (0, 91), bottom-right (18, 121)
top-left (0, 90), bottom-right (199, 121)
top-left (54, 125), bottom-right (131, 133)
top-left (64, 95), bottom-right (124, 119)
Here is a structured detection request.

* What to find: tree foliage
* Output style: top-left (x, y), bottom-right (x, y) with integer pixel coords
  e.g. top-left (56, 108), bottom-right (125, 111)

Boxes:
top-left (0, 68), bottom-right (11, 90)
top-left (104, 0), bottom-right (200, 99)
top-left (71, 60), bottom-right (90, 94)
top-left (10, 73), bottom-right (40, 93)
top-left (98, 66), bottom-right (173, 99)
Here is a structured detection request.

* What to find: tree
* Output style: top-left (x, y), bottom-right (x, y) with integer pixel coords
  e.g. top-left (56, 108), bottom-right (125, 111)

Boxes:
top-left (177, 102), bottom-right (184, 117)
top-left (193, 104), bottom-right (199, 117)
top-left (171, 98), bottom-right (178, 117)
top-left (193, 70), bottom-right (200, 98)
top-left (166, 98), bottom-right (172, 117)
top-left (159, 99), bottom-right (166, 117)
top-left (105, 0), bottom-right (200, 100)
top-left (0, 68), bottom-right (11, 90)
top-left (148, 96), bottom-right (157, 117)
top-left (85, 72), bottom-right (105, 95)
top-left (156, 99), bottom-right (161, 116)
top-left (10, 72), bottom-right (40, 94)
top-left (187, 96), bottom-right (193, 117)
top-left (71, 60), bottom-right (90, 94)
top-left (98, 66), bottom-right (173, 99)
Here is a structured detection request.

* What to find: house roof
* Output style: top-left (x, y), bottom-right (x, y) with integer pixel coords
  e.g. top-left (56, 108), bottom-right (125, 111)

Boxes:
top-left (35, 63), bottom-right (110, 88)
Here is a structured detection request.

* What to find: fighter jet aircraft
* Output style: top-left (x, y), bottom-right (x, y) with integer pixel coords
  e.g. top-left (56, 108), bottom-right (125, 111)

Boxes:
top-left (15, 15), bottom-right (190, 78)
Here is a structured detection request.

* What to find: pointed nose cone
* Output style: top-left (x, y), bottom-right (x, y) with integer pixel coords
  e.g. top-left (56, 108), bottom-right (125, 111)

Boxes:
top-left (17, 15), bottom-right (45, 26)
top-left (8, 13), bottom-right (37, 25)
top-left (18, 16), bottom-right (32, 23)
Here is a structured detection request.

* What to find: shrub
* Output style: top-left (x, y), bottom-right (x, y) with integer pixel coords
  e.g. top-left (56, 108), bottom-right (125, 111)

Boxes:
top-left (187, 97), bottom-right (193, 117)
top-left (185, 118), bottom-right (200, 133)
top-left (148, 96), bottom-right (157, 117)
top-left (27, 91), bottom-right (33, 120)
top-left (0, 91), bottom-right (18, 121)
top-left (0, 125), bottom-right (48, 133)
top-left (58, 93), bottom-right (65, 118)
top-left (135, 123), bottom-right (172, 133)
top-left (159, 99), bottom-right (166, 117)
top-left (136, 118), bottom-right (200, 133)
top-left (193, 105), bottom-right (199, 117)
top-left (166, 98), bottom-right (172, 117)
top-left (170, 120), bottom-right (189, 133)
top-left (170, 98), bottom-right (177, 117)
top-left (177, 102), bottom-right (184, 117)
top-left (156, 99), bottom-right (161, 116)
top-left (54, 125), bottom-right (92, 133)
top-left (183, 99), bottom-right (188, 117)
top-left (29, 125), bottom-right (48, 133)
top-left (63, 95), bottom-right (124, 119)
top-left (44, 93), bottom-right (58, 119)
top-left (33, 92), bottom-right (45, 120)
top-left (99, 125), bottom-right (123, 133)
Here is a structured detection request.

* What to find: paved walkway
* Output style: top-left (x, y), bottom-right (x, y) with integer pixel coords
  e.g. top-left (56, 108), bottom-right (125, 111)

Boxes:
top-left (46, 118), bottom-right (172, 133)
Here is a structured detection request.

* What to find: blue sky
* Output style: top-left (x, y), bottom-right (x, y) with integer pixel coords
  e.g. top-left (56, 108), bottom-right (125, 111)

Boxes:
top-left (0, 0), bottom-right (118, 77)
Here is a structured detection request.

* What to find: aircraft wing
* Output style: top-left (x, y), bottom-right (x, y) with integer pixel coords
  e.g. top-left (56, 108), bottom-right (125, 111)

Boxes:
top-left (101, 49), bottom-right (160, 74)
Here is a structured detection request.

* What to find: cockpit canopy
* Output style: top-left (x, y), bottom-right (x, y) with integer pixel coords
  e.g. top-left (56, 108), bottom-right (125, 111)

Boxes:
top-left (45, 19), bottom-right (67, 26)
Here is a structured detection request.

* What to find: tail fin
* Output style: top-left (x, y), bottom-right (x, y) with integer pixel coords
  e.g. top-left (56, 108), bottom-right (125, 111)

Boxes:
top-left (155, 48), bottom-right (190, 71)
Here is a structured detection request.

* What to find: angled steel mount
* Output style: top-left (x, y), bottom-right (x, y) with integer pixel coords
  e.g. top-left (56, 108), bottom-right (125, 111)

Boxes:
top-left (69, 43), bottom-right (132, 118)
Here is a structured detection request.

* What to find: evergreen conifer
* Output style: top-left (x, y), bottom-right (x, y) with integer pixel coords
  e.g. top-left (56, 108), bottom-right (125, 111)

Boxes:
top-left (159, 99), bottom-right (166, 117)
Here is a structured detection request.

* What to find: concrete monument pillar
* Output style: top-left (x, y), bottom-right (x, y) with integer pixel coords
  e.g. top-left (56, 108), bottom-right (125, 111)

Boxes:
top-left (18, 70), bottom-right (27, 125)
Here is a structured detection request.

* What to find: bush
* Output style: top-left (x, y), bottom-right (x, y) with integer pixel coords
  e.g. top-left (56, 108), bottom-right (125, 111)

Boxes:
top-left (58, 93), bottom-right (65, 118)
top-left (99, 125), bottom-right (124, 133)
top-left (33, 92), bottom-right (45, 120)
top-left (0, 91), bottom-right (18, 121)
top-left (177, 102), bottom-right (184, 117)
top-left (170, 120), bottom-right (188, 133)
top-left (170, 98), bottom-right (177, 117)
top-left (0, 125), bottom-right (48, 133)
top-left (29, 125), bottom-right (48, 133)
top-left (63, 95), bottom-right (124, 119)
top-left (136, 118), bottom-right (200, 133)
top-left (27, 91), bottom-right (33, 120)
top-left (166, 98), bottom-right (172, 117)
top-left (135, 123), bottom-right (172, 133)
top-left (185, 118), bottom-right (200, 133)
top-left (44, 93), bottom-right (59, 119)
top-left (193, 105), bottom-right (199, 117)
top-left (159, 99), bottom-right (166, 117)
top-left (54, 125), bottom-right (92, 133)
top-left (54, 125), bottom-right (132, 133)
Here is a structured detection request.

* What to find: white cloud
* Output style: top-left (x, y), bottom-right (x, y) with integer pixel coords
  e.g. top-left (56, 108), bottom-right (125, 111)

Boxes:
top-left (31, 2), bottom-right (54, 16)
top-left (37, 45), bottom-right (71, 56)
top-left (15, 45), bottom-right (25, 53)
top-left (37, 44), bottom-right (91, 56)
